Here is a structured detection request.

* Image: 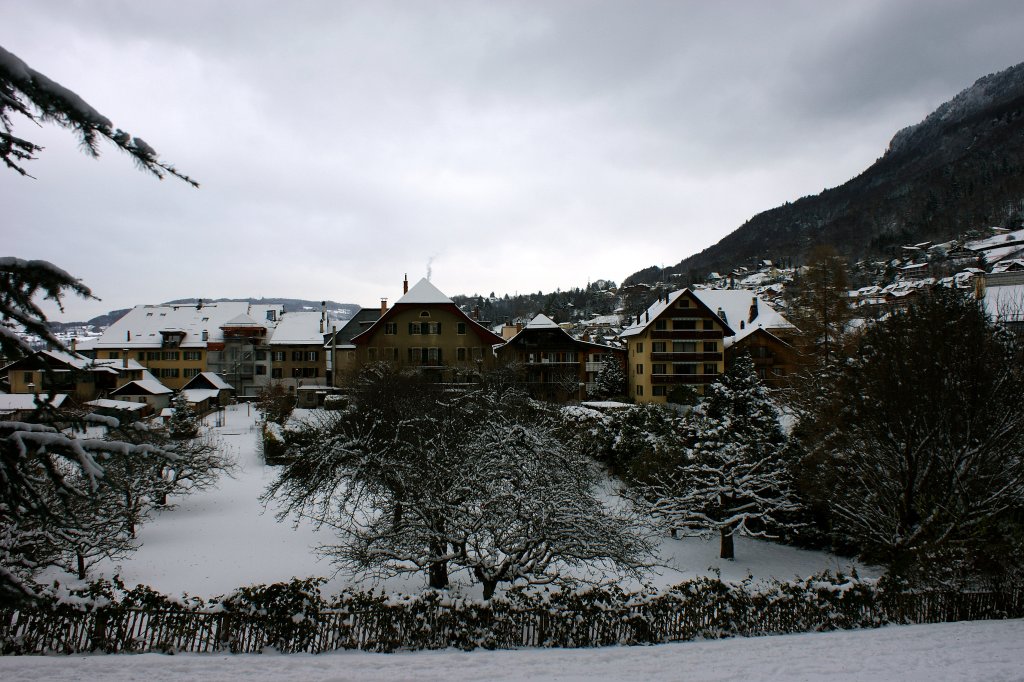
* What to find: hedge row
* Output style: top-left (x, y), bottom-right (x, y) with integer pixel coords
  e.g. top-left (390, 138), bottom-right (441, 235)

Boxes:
top-left (3, 574), bottom-right (1022, 654)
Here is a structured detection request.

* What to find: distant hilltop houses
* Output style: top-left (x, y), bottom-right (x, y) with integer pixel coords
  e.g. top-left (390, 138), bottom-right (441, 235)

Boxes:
top-left (5, 223), bottom-right (1021, 418)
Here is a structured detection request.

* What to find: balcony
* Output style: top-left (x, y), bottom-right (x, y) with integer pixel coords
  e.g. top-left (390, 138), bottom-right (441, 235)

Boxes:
top-left (650, 352), bottom-right (722, 363)
top-left (650, 373), bottom-right (718, 385)
top-left (649, 330), bottom-right (724, 340)
top-left (584, 361), bottom-right (604, 372)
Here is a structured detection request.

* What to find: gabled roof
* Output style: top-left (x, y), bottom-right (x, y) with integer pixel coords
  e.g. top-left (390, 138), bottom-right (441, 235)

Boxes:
top-left (351, 280), bottom-right (504, 346)
top-left (110, 379), bottom-right (173, 396)
top-left (526, 314), bottom-right (560, 329)
top-left (619, 289), bottom-right (736, 339)
top-left (182, 388), bottom-right (220, 404)
top-left (397, 278), bottom-right (452, 304)
top-left (182, 372), bottom-right (233, 391)
top-left (1, 349), bottom-right (119, 375)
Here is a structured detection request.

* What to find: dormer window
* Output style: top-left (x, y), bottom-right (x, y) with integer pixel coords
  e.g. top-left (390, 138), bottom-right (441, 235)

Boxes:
top-left (420, 311), bottom-right (430, 317)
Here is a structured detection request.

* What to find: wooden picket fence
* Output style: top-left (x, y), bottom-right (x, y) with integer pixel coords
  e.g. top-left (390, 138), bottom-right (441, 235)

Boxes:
top-left (3, 580), bottom-right (1022, 655)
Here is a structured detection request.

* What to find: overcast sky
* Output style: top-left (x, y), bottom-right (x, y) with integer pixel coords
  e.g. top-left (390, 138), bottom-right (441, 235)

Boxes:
top-left (5, 0), bottom-right (1024, 322)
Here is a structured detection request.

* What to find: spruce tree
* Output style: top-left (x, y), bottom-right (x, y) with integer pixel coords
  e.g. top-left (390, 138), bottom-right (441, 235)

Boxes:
top-left (593, 356), bottom-right (626, 400)
top-left (641, 354), bottom-right (799, 559)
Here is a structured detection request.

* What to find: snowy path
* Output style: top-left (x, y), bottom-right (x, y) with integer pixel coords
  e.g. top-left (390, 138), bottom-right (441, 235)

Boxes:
top-left (3, 618), bottom-right (1022, 681)
top-left (57, 404), bottom-right (870, 599)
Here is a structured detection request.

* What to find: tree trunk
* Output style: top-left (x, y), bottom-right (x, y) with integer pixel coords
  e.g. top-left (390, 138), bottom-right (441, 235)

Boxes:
top-left (428, 560), bottom-right (449, 589)
top-left (77, 552), bottom-right (87, 580)
top-left (482, 579), bottom-right (497, 601)
top-left (720, 526), bottom-right (735, 560)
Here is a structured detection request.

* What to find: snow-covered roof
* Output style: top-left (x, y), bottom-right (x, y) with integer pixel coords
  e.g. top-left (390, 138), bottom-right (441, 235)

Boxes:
top-left (268, 311), bottom-right (327, 345)
top-left (111, 379), bottom-right (173, 396)
top-left (92, 358), bottom-right (147, 372)
top-left (95, 302), bottom-right (283, 349)
top-left (182, 388), bottom-right (220, 404)
top-left (983, 283), bottom-right (1024, 323)
top-left (620, 289), bottom-right (738, 339)
top-left (690, 289), bottom-right (795, 346)
top-left (84, 398), bottom-right (147, 411)
top-left (526, 314), bottom-right (560, 329)
top-left (965, 228), bottom-right (1024, 252)
top-left (0, 393), bottom-right (67, 411)
top-left (396, 278), bottom-right (452, 305)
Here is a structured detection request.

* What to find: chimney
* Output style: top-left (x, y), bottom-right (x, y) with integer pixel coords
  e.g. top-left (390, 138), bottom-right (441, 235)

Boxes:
top-left (403, 273), bottom-right (409, 295)
top-left (122, 350), bottom-right (128, 369)
top-left (202, 329), bottom-right (209, 342)
top-left (645, 310), bottom-right (650, 323)
top-left (196, 298), bottom-right (203, 310)
top-left (729, 273), bottom-right (735, 289)
top-left (71, 337), bottom-right (76, 352)
top-left (381, 298), bottom-right (388, 315)
top-left (320, 318), bottom-right (324, 334)
top-left (974, 273), bottom-right (986, 300)
top-left (126, 330), bottom-right (131, 341)
top-left (749, 297), bottom-right (758, 323)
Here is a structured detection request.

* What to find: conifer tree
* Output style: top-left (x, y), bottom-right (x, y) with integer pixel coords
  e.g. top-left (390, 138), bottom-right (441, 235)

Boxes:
top-left (1, 43), bottom-right (196, 184)
top-left (640, 354), bottom-right (799, 559)
top-left (593, 356), bottom-right (626, 400)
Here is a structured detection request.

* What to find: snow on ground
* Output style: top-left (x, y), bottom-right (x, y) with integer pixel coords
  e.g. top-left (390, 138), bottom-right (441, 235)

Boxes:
top-left (49, 404), bottom-right (870, 600)
top-left (3, 619), bottom-right (1022, 681)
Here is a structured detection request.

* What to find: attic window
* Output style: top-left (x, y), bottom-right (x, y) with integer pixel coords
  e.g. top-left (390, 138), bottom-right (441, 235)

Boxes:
top-left (146, 312), bottom-right (153, 317)
top-left (677, 299), bottom-right (690, 308)
top-left (202, 317), bottom-right (209, 322)
top-left (420, 311), bottom-right (430, 317)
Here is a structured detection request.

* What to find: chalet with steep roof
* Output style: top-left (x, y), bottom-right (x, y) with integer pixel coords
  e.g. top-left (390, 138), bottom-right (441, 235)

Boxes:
top-left (619, 289), bottom-right (734, 403)
top-left (495, 314), bottom-right (625, 401)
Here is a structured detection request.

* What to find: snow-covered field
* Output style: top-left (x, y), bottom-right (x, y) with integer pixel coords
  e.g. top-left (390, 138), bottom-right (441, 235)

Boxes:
top-left (4, 618), bottom-right (1022, 681)
top-left (44, 404), bottom-right (871, 600)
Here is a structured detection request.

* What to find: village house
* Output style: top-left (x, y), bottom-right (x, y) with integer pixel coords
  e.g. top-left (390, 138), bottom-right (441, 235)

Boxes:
top-left (2, 349), bottom-right (146, 403)
top-left (495, 314), bottom-right (626, 402)
top-left (619, 289), bottom-right (733, 404)
top-left (325, 308), bottom-right (383, 385)
top-left (267, 308), bottom-right (330, 396)
top-left (92, 301), bottom-right (283, 394)
top-left (345, 276), bottom-right (504, 382)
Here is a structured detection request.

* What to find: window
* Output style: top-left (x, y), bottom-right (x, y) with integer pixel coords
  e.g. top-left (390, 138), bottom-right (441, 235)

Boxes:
top-left (408, 322), bottom-right (420, 335)
top-left (457, 347), bottom-right (466, 361)
top-left (703, 342), bottom-right (717, 353)
top-left (674, 363), bottom-right (697, 375)
top-left (305, 351), bottom-right (319, 361)
top-left (637, 386), bottom-right (644, 396)
top-left (292, 351), bottom-right (303, 361)
top-left (420, 311), bottom-right (430, 317)
top-left (457, 322), bottom-right (466, 335)
top-left (256, 365), bottom-right (267, 375)
top-left (704, 363), bottom-right (717, 375)
top-left (147, 351), bottom-right (161, 361)
top-left (302, 367), bottom-right (317, 378)
top-left (636, 343), bottom-right (644, 353)
top-left (652, 342), bottom-right (666, 353)
top-left (271, 368), bottom-right (282, 379)
top-left (472, 347), bottom-right (483, 360)
top-left (183, 368), bottom-right (201, 378)
top-left (368, 347), bottom-right (378, 361)
top-left (652, 386), bottom-right (667, 397)
top-left (674, 319), bottom-right (696, 330)
top-left (652, 364), bottom-right (666, 374)
top-left (184, 351), bottom-right (202, 361)
top-left (654, 320), bottom-right (667, 331)
top-left (255, 350), bottom-right (266, 361)
top-left (385, 323), bottom-right (398, 335)
top-left (109, 351), bottom-right (121, 359)
top-left (427, 347), bottom-right (440, 364)
top-left (703, 320), bottom-right (713, 330)
top-left (23, 372), bottom-right (32, 383)
top-left (292, 367), bottom-right (302, 378)
top-left (408, 347), bottom-right (420, 362)
top-left (162, 351), bottom-right (180, 361)
top-left (160, 368), bottom-right (180, 378)
top-left (673, 341), bottom-right (696, 353)
top-left (271, 351), bottom-right (286, 362)
top-left (428, 322), bottom-right (441, 335)
top-left (635, 364), bottom-right (644, 375)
